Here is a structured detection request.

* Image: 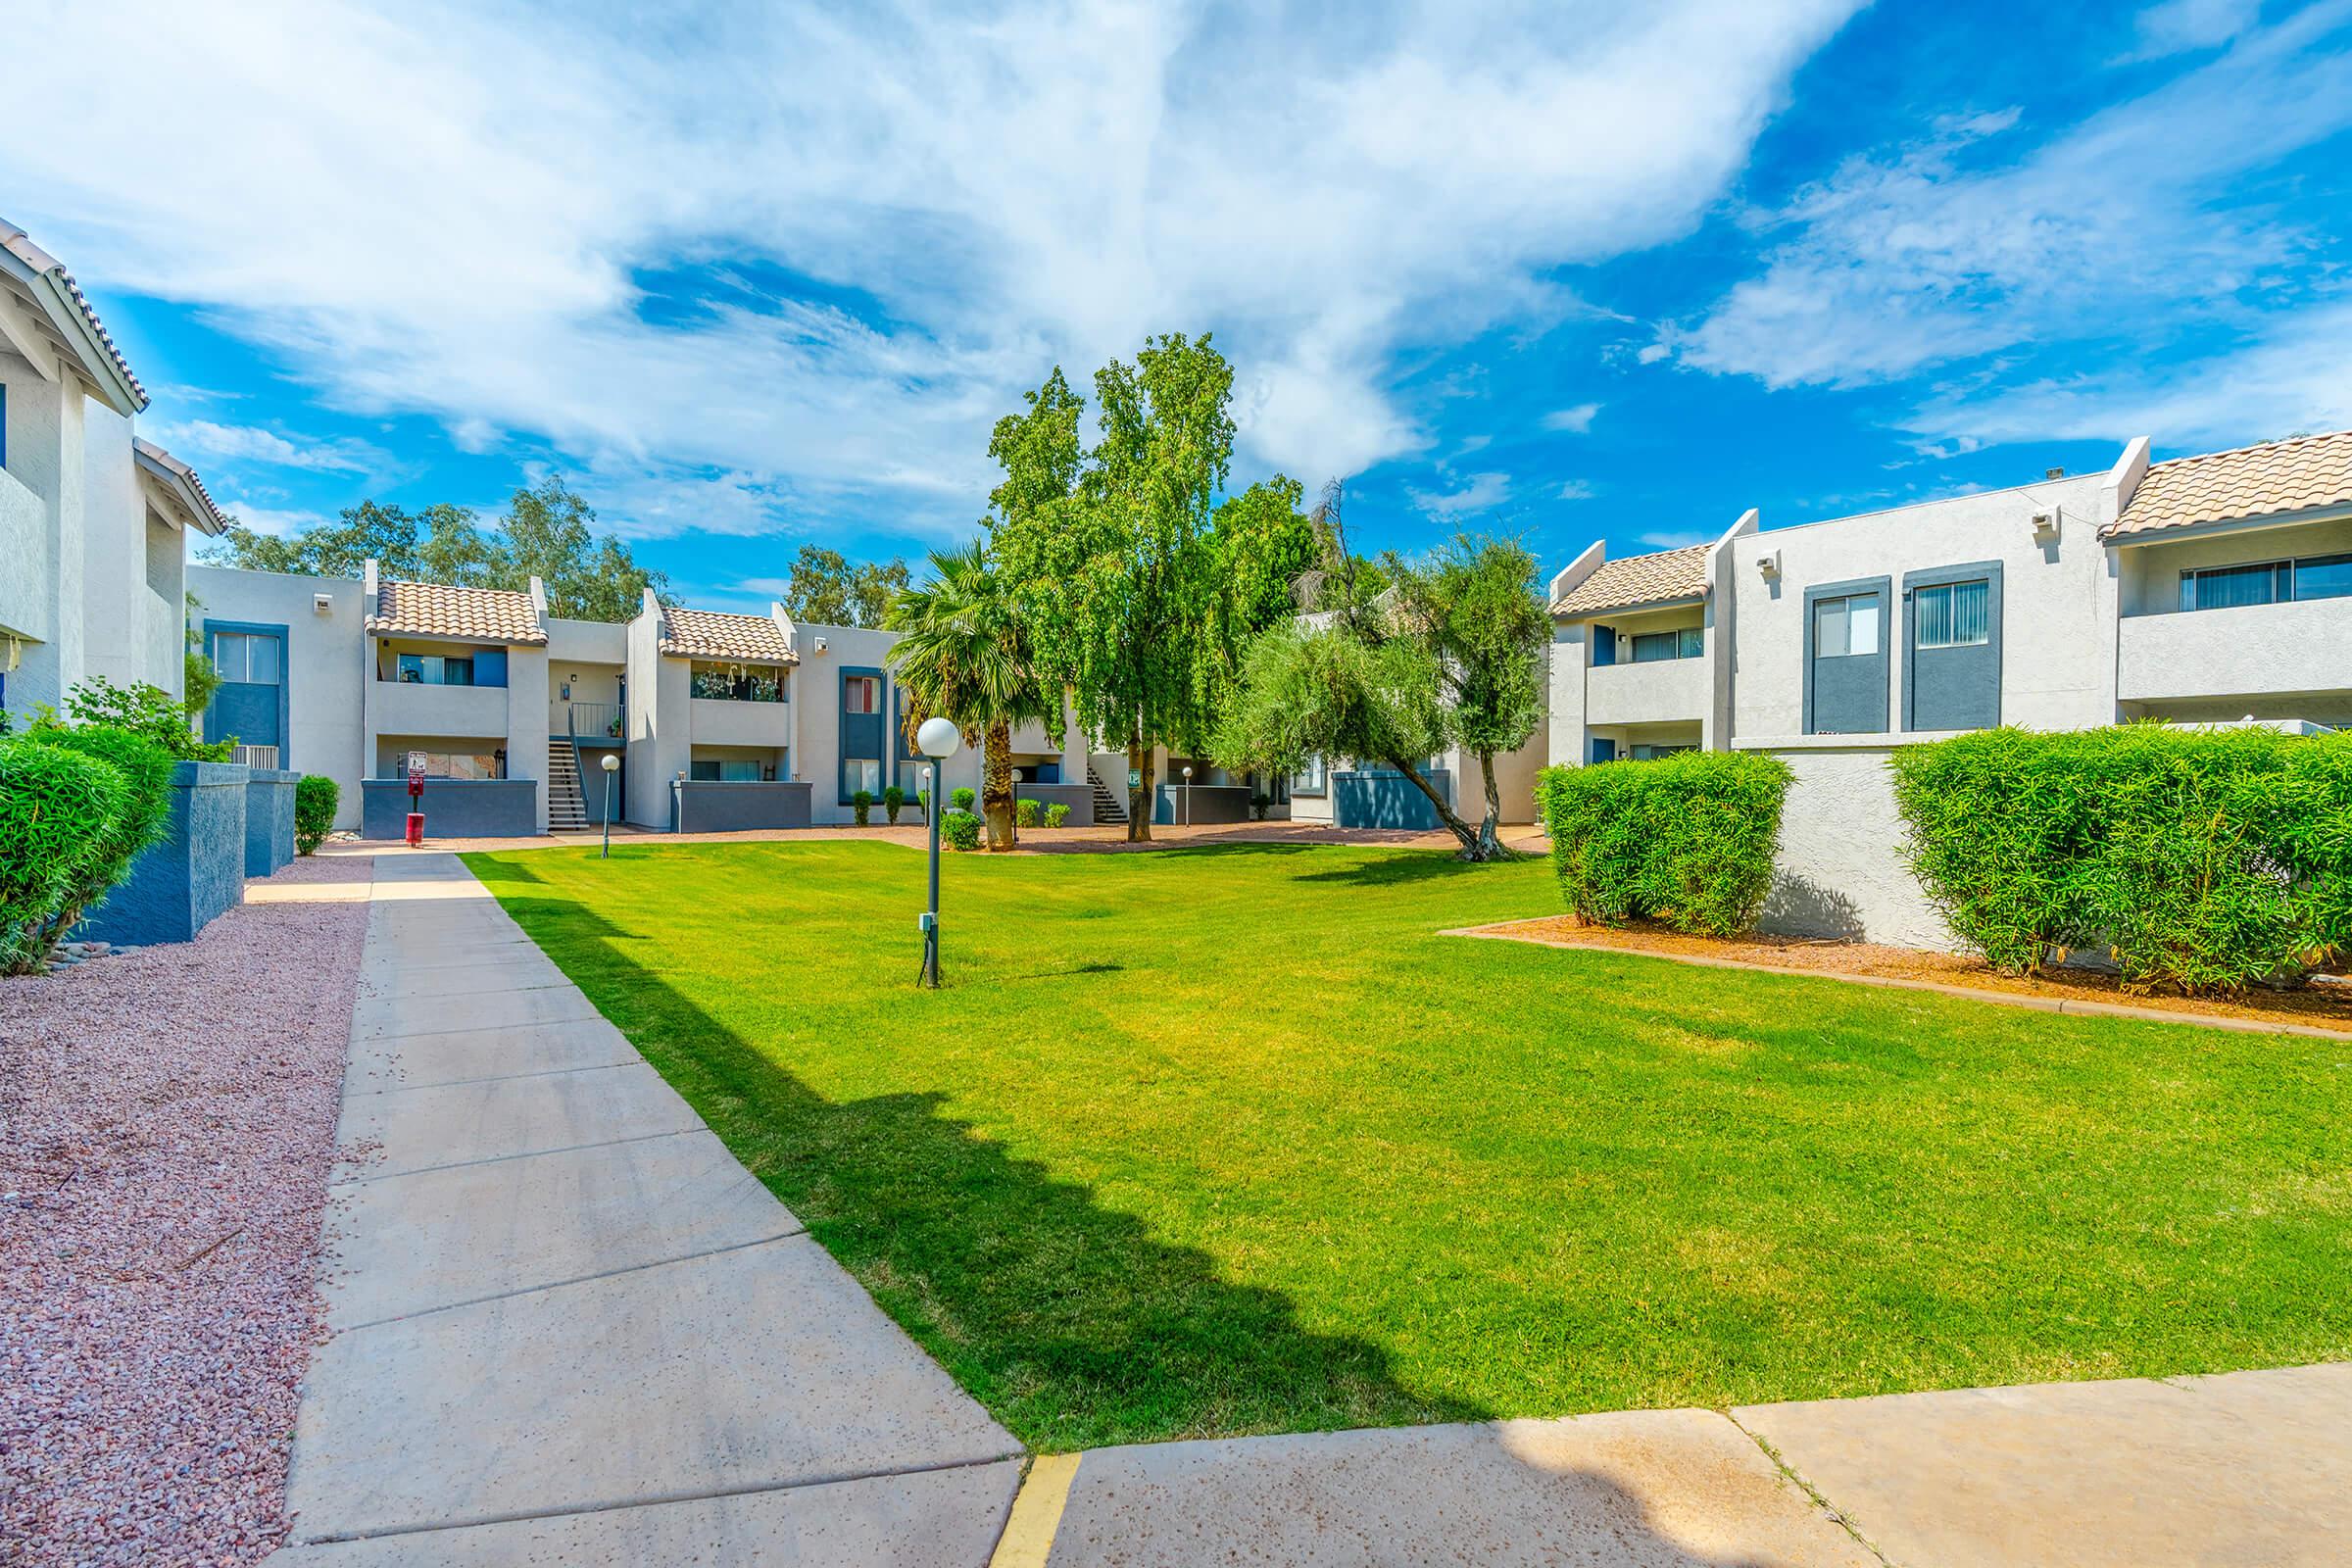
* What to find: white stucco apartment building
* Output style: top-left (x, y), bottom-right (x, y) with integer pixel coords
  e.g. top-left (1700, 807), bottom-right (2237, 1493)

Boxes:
top-left (1546, 430), bottom-right (2352, 945)
top-left (2, 221), bottom-right (228, 718)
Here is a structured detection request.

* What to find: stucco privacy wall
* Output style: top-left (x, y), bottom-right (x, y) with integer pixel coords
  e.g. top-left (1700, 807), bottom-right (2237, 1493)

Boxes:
top-left (81, 761), bottom-right (249, 947)
top-left (1742, 741), bottom-right (1955, 951)
top-left (187, 564), bottom-right (368, 826)
top-left (1731, 470), bottom-right (2117, 740)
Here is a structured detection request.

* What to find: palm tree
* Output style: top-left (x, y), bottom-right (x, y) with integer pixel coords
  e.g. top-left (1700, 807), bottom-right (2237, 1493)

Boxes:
top-left (885, 542), bottom-right (1049, 851)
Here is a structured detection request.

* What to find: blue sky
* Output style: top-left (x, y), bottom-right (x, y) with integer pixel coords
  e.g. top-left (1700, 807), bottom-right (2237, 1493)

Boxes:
top-left (8, 0), bottom-right (2351, 610)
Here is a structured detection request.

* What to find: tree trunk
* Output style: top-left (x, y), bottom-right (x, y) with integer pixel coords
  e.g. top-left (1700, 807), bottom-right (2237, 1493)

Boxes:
top-left (983, 719), bottom-right (1016, 851)
top-left (1388, 754), bottom-right (1502, 861)
top-left (1126, 730), bottom-right (1153, 842)
top-left (1476, 750), bottom-right (1506, 859)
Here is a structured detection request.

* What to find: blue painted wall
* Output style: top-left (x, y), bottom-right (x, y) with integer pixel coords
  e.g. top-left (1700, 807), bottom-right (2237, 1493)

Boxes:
top-left (361, 779), bottom-right (539, 839)
top-left (243, 770), bottom-right (298, 876)
top-left (673, 780), bottom-right (812, 832)
top-left (1331, 767), bottom-right (1454, 831)
top-left (82, 761), bottom-right (249, 947)
top-left (1152, 784), bottom-right (1252, 825)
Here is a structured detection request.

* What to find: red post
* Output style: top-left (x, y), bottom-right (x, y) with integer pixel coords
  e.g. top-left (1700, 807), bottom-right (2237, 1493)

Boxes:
top-left (406, 751), bottom-right (426, 846)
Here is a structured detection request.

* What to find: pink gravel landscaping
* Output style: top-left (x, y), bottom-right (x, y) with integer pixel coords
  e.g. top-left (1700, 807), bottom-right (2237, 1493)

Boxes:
top-left (1, 855), bottom-right (373, 1567)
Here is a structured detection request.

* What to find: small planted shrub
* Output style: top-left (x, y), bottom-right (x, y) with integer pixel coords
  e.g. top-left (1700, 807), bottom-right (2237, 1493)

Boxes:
top-left (883, 785), bottom-right (906, 825)
top-left (20, 725), bottom-right (173, 962)
top-left (1250, 792), bottom-right (1272, 820)
top-left (1893, 724), bottom-right (2352, 992)
top-left (1044, 802), bottom-right (1071, 828)
top-left (1014, 798), bottom-right (1042, 828)
top-left (853, 789), bottom-right (875, 826)
top-left (296, 774), bottom-right (340, 855)
top-left (0, 739), bottom-right (131, 973)
top-left (1535, 752), bottom-right (1791, 938)
top-left (942, 808), bottom-right (983, 851)
top-left (951, 786), bottom-right (977, 813)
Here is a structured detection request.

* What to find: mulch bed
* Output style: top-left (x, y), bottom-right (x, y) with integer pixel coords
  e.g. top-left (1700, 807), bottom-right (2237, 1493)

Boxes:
top-left (1, 855), bottom-right (373, 1566)
top-left (1455, 914), bottom-right (2352, 1038)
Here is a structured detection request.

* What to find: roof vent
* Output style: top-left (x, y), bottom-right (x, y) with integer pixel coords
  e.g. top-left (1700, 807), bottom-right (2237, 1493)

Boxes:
top-left (2045, 466), bottom-right (2066, 479)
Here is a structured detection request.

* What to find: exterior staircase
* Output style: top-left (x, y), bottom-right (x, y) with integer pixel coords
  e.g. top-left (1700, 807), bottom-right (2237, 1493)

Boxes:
top-left (1088, 763), bottom-right (1127, 825)
top-left (547, 741), bottom-right (590, 831)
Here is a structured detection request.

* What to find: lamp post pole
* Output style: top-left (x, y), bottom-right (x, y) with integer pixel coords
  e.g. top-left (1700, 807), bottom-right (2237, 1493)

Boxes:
top-left (913, 718), bottom-right (961, 989)
top-left (1182, 764), bottom-right (1193, 827)
top-left (600, 752), bottom-right (619, 858)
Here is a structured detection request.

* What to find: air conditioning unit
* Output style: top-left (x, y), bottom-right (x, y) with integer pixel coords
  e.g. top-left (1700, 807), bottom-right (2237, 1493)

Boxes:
top-left (2031, 508), bottom-right (2061, 544)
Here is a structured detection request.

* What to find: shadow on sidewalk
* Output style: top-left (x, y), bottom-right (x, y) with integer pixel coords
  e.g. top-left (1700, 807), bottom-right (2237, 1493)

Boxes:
top-left (467, 863), bottom-right (1490, 1451)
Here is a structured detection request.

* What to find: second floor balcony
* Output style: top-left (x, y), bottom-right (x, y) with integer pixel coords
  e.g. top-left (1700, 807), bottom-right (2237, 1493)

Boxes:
top-left (2118, 596), bottom-right (2352, 706)
top-left (369, 674), bottom-right (510, 740)
top-left (1587, 650), bottom-right (1711, 728)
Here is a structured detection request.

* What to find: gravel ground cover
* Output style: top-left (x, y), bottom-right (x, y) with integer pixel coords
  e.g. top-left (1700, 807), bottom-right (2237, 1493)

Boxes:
top-left (2, 855), bottom-right (372, 1566)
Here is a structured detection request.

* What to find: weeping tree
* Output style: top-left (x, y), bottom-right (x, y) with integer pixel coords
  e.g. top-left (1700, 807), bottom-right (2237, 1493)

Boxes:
top-left (1212, 483), bottom-right (1545, 861)
top-left (885, 541), bottom-right (1048, 852)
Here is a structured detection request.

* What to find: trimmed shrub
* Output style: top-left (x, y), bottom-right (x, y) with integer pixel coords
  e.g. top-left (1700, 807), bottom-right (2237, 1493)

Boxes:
top-left (1250, 792), bottom-right (1272, 820)
top-left (1535, 753), bottom-right (1791, 938)
top-left (1044, 802), bottom-right (1071, 828)
top-left (942, 808), bottom-right (983, 851)
top-left (1014, 798), bottom-right (1042, 828)
top-left (20, 725), bottom-right (174, 960)
top-left (951, 786), bottom-right (977, 813)
top-left (853, 788), bottom-right (874, 827)
top-left (296, 774), bottom-right (340, 855)
top-left (1892, 724), bottom-right (2352, 992)
top-left (0, 740), bottom-right (130, 973)
top-left (883, 785), bottom-right (906, 825)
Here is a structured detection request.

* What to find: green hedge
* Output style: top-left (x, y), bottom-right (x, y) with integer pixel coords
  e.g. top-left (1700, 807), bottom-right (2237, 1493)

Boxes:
top-left (296, 775), bottom-right (340, 856)
top-left (1534, 753), bottom-right (1791, 937)
top-left (1890, 725), bottom-right (2352, 992)
top-left (0, 739), bottom-right (131, 973)
top-left (942, 808), bottom-right (983, 852)
top-left (19, 726), bottom-right (174, 962)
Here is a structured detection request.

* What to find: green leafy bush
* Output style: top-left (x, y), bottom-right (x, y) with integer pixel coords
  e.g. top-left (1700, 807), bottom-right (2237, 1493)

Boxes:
top-left (883, 784), bottom-right (906, 824)
top-left (0, 740), bottom-right (130, 973)
top-left (1892, 725), bottom-right (2352, 991)
top-left (942, 808), bottom-right (983, 851)
top-left (951, 786), bottom-right (977, 813)
top-left (1535, 752), bottom-right (1791, 938)
top-left (296, 774), bottom-right (340, 855)
top-left (853, 788), bottom-right (875, 826)
top-left (19, 726), bottom-right (174, 963)
top-left (40, 676), bottom-right (233, 761)
top-left (1044, 802), bottom-right (1071, 828)
top-left (1015, 798), bottom-right (1042, 828)
top-left (1250, 792), bottom-right (1272, 820)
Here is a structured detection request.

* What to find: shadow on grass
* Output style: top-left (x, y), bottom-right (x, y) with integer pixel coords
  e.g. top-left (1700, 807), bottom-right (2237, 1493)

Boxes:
top-left (476, 881), bottom-right (1489, 1450)
top-left (1293, 851), bottom-right (1499, 887)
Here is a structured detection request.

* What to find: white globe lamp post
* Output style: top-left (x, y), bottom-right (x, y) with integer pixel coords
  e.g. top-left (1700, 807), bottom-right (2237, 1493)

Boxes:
top-left (916, 717), bottom-right (961, 988)
top-left (599, 752), bottom-right (620, 858)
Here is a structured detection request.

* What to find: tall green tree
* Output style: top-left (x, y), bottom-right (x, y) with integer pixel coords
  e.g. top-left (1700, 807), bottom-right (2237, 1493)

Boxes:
top-left (885, 542), bottom-right (1048, 851)
top-left (206, 500), bottom-right (485, 582)
top-left (990, 334), bottom-right (1238, 839)
top-left (781, 545), bottom-right (911, 628)
top-left (1212, 487), bottom-right (1544, 860)
top-left (503, 477), bottom-right (668, 619)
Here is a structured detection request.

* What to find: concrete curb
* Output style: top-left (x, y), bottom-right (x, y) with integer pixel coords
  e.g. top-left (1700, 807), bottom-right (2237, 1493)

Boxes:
top-left (1442, 923), bottom-right (2352, 1040)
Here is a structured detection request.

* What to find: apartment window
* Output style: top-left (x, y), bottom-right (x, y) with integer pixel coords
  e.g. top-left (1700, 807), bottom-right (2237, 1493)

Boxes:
top-left (1813, 593), bottom-right (1882, 658)
top-left (2179, 553), bottom-right (2352, 612)
top-left (1289, 756), bottom-right (1327, 797)
top-left (844, 758), bottom-right (881, 797)
top-left (213, 630), bottom-right (283, 684)
top-left (689, 760), bottom-right (765, 782)
top-left (395, 653), bottom-right (475, 686)
top-left (1912, 580), bottom-right (1990, 649)
top-left (843, 674), bottom-right (881, 714)
top-left (1628, 627), bottom-right (1704, 662)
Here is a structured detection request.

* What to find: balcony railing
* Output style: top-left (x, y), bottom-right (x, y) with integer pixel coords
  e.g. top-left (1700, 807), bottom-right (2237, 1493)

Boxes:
top-left (229, 743), bottom-right (280, 769)
top-left (555, 700), bottom-right (624, 739)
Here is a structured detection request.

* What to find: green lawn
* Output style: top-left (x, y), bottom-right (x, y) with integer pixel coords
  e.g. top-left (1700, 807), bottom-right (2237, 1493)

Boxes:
top-left (466, 839), bottom-right (2352, 1450)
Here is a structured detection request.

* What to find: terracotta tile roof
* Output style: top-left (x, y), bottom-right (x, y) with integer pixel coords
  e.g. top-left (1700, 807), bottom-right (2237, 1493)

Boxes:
top-left (2106, 429), bottom-right (2352, 540)
top-left (367, 580), bottom-right (546, 644)
top-left (1551, 543), bottom-right (1710, 616)
top-left (132, 439), bottom-right (228, 534)
top-left (658, 606), bottom-right (797, 663)
top-left (0, 220), bottom-right (148, 410)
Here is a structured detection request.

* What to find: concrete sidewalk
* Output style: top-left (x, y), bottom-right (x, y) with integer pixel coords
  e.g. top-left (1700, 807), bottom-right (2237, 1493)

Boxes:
top-left (270, 854), bottom-right (1023, 1565)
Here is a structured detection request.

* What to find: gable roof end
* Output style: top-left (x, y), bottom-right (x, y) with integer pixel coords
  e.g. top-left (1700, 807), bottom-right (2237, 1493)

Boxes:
top-left (1551, 542), bottom-right (1710, 617)
top-left (133, 439), bottom-right (228, 535)
top-left (2104, 428), bottom-right (2352, 540)
top-left (0, 219), bottom-right (148, 414)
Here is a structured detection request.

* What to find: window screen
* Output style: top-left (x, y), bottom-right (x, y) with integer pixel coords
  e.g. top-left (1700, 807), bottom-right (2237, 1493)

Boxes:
top-left (1814, 594), bottom-right (1880, 657)
top-left (1914, 580), bottom-right (1990, 648)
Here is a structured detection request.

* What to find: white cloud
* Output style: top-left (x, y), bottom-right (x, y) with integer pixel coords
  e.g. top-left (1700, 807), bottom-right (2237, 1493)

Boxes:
top-left (1540, 403), bottom-right (1601, 433)
top-left (1632, 526), bottom-right (1701, 548)
top-left (1676, 2), bottom-right (2352, 390)
top-left (211, 501), bottom-right (331, 538)
top-left (1409, 471), bottom-right (1512, 517)
top-left (2116, 0), bottom-right (2264, 62)
top-left (0, 0), bottom-right (1859, 537)
top-left (1555, 479), bottom-right (1597, 501)
top-left (144, 417), bottom-right (388, 475)
top-left (1635, 343), bottom-right (1672, 365)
